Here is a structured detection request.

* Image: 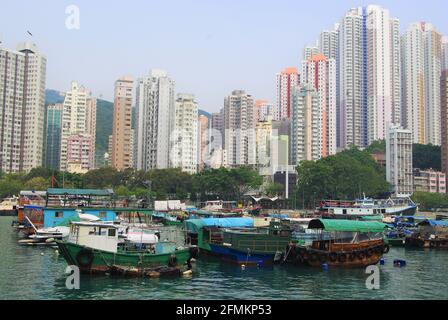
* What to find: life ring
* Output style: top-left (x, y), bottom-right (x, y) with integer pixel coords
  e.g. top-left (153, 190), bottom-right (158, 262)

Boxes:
top-left (383, 244), bottom-right (390, 254)
top-left (366, 248), bottom-right (374, 257)
top-left (76, 248), bottom-right (94, 268)
top-left (168, 254), bottom-right (177, 267)
top-left (338, 253), bottom-right (347, 263)
top-left (356, 250), bottom-right (365, 260)
top-left (347, 252), bottom-right (356, 261)
top-left (329, 252), bottom-right (338, 262)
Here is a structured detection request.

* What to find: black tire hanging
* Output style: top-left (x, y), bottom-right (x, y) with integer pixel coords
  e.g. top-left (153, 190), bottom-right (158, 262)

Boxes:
top-left (75, 248), bottom-right (94, 269)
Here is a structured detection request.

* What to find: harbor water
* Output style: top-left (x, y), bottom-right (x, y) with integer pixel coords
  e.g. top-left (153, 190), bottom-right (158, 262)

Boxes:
top-left (0, 217), bottom-right (447, 300)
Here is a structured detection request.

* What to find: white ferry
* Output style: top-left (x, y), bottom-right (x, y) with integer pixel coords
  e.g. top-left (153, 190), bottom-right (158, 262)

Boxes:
top-left (316, 197), bottom-right (417, 217)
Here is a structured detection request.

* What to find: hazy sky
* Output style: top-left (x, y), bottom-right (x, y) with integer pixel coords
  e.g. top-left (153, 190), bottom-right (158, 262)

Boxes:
top-left (1, 0), bottom-right (447, 112)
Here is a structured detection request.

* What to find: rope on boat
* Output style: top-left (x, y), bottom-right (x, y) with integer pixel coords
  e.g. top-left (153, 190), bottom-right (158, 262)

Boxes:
top-left (282, 245), bottom-right (293, 265)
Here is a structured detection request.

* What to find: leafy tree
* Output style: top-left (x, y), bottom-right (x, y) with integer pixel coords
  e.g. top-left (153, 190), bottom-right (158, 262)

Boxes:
top-left (412, 192), bottom-right (448, 210)
top-left (24, 177), bottom-right (50, 191)
top-left (413, 144), bottom-right (441, 171)
top-left (264, 183), bottom-right (284, 197)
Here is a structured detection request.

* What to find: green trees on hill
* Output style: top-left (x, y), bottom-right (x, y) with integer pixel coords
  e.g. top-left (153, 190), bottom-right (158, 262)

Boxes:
top-left (0, 166), bottom-right (262, 203)
top-left (296, 147), bottom-right (390, 209)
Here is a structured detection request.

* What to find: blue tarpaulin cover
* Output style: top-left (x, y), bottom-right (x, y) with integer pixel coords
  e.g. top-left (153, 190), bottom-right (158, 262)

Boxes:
top-left (418, 220), bottom-right (448, 227)
top-left (185, 218), bottom-right (254, 233)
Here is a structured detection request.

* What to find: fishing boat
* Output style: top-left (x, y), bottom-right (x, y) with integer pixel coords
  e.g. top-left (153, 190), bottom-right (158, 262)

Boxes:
top-left (405, 220), bottom-right (448, 249)
top-left (285, 219), bottom-right (388, 268)
top-left (206, 220), bottom-right (292, 266)
top-left (385, 216), bottom-right (423, 247)
top-left (57, 221), bottom-right (195, 273)
top-left (317, 197), bottom-right (417, 218)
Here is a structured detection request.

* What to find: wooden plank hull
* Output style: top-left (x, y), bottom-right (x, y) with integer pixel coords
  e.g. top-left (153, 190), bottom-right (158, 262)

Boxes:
top-left (286, 239), bottom-right (386, 268)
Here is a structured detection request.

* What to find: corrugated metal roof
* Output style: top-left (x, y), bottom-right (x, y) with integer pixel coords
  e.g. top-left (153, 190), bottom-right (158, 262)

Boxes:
top-left (46, 188), bottom-right (114, 196)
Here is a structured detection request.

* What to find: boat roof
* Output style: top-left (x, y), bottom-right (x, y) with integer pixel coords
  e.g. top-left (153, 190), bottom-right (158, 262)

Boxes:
top-left (71, 221), bottom-right (118, 228)
top-left (185, 218), bottom-right (254, 233)
top-left (308, 219), bottom-right (387, 233)
top-left (417, 220), bottom-right (448, 227)
top-left (47, 188), bottom-right (114, 196)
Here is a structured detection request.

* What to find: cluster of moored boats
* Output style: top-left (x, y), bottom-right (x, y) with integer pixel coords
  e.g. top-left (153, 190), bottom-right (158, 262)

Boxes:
top-left (10, 188), bottom-right (448, 278)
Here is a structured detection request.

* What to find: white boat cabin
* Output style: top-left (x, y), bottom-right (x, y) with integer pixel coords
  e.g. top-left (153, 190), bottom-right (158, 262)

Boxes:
top-left (68, 222), bottom-right (119, 253)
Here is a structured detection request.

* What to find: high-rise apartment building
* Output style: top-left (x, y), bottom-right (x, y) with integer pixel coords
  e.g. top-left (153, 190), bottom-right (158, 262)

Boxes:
top-left (275, 68), bottom-right (299, 120)
top-left (319, 26), bottom-right (339, 60)
top-left (59, 81), bottom-right (96, 171)
top-left (291, 85), bottom-right (323, 163)
top-left (441, 70), bottom-right (448, 189)
top-left (366, 5), bottom-right (401, 144)
top-left (170, 94), bottom-right (198, 174)
top-left (338, 7), bottom-right (367, 149)
top-left (386, 124), bottom-right (413, 197)
top-left (223, 90), bottom-right (256, 167)
top-left (111, 76), bottom-right (134, 171)
top-left (66, 134), bottom-right (94, 174)
top-left (0, 42), bottom-right (46, 173)
top-left (197, 114), bottom-right (209, 172)
top-left (442, 36), bottom-right (448, 72)
top-left (255, 100), bottom-right (273, 122)
top-left (402, 22), bottom-right (442, 145)
top-left (302, 45), bottom-right (319, 61)
top-left (45, 104), bottom-right (63, 170)
top-left (301, 54), bottom-right (337, 156)
top-left (135, 70), bottom-right (175, 171)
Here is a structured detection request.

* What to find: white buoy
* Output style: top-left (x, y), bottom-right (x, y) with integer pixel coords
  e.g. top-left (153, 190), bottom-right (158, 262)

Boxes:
top-left (241, 264), bottom-right (246, 270)
top-left (54, 249), bottom-right (59, 255)
top-left (40, 252), bottom-right (44, 256)
top-left (183, 269), bottom-right (193, 277)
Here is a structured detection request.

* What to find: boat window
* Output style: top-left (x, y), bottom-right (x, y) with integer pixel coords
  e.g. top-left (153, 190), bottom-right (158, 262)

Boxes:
top-left (343, 209), bottom-right (347, 215)
top-left (108, 228), bottom-right (116, 237)
top-left (55, 211), bottom-right (63, 218)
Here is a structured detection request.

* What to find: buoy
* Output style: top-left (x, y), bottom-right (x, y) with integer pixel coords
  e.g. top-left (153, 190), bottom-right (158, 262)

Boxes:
top-left (40, 252), bottom-right (44, 256)
top-left (380, 258), bottom-right (385, 265)
top-left (241, 264), bottom-right (246, 270)
top-left (190, 258), bottom-right (197, 263)
top-left (183, 269), bottom-right (193, 277)
top-left (393, 259), bottom-right (406, 267)
top-left (54, 249), bottom-right (59, 255)
top-left (322, 263), bottom-right (329, 271)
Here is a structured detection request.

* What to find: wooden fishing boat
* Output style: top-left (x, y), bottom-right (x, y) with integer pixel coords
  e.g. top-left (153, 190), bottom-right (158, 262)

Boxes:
top-left (285, 219), bottom-right (389, 268)
top-left (405, 220), bottom-right (448, 249)
top-left (56, 222), bottom-right (196, 274)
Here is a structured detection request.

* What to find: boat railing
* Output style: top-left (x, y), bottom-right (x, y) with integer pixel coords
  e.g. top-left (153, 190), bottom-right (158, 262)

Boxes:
top-left (235, 239), bottom-right (290, 252)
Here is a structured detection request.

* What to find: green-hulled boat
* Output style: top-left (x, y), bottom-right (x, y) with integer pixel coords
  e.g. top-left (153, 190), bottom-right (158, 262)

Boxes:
top-left (56, 222), bottom-right (194, 273)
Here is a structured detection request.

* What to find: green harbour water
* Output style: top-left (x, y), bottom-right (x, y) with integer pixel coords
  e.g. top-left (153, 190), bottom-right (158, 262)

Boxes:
top-left (0, 216), bottom-right (447, 300)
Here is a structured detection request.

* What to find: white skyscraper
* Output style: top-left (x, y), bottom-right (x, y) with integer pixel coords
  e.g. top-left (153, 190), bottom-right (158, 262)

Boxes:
top-left (59, 81), bottom-right (96, 172)
top-left (135, 70), bottom-right (175, 171)
top-left (170, 94), bottom-right (198, 174)
top-left (386, 124), bottom-right (413, 197)
top-left (291, 85), bottom-right (324, 163)
top-left (402, 22), bottom-right (442, 145)
top-left (338, 7), bottom-right (367, 149)
top-left (224, 90), bottom-right (256, 167)
top-left (366, 5), bottom-right (401, 144)
top-left (319, 26), bottom-right (339, 60)
top-left (442, 36), bottom-right (448, 72)
top-left (0, 42), bottom-right (46, 173)
top-left (301, 54), bottom-right (337, 156)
